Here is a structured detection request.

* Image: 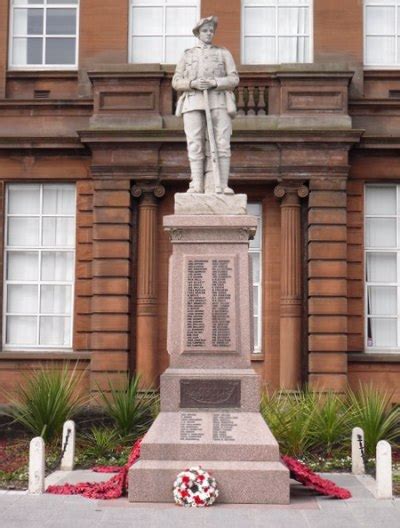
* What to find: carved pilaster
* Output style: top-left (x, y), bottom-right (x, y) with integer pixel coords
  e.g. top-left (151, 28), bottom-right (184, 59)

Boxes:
top-left (133, 183), bottom-right (165, 388)
top-left (274, 182), bottom-right (309, 390)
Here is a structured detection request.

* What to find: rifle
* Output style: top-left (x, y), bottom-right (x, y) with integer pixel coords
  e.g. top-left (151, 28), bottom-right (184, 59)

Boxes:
top-left (203, 89), bottom-right (222, 193)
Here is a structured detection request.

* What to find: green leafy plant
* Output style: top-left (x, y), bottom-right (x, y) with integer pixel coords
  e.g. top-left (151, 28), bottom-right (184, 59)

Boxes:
top-left (1, 363), bottom-right (86, 442)
top-left (348, 384), bottom-right (400, 458)
top-left (309, 392), bottom-right (353, 457)
top-left (261, 389), bottom-right (318, 457)
top-left (79, 426), bottom-right (120, 459)
top-left (97, 374), bottom-right (158, 441)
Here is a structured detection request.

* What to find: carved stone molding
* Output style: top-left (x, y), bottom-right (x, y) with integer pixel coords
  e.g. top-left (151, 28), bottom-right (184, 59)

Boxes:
top-left (132, 182), bottom-right (165, 199)
top-left (274, 182), bottom-right (309, 203)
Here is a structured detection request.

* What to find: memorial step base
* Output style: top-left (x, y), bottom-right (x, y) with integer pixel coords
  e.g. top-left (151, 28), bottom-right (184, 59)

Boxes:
top-left (128, 459), bottom-right (289, 504)
top-left (138, 412), bottom-right (281, 462)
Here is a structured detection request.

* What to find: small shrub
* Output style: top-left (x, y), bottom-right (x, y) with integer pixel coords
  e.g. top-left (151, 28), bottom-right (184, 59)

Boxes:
top-left (348, 384), bottom-right (400, 458)
top-left (1, 363), bottom-right (86, 442)
top-left (97, 374), bottom-right (158, 442)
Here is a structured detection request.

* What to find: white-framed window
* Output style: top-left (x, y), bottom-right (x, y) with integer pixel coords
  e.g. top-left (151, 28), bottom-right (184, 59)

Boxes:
top-left (248, 203), bottom-right (263, 353)
top-left (363, 0), bottom-right (400, 68)
top-left (9, 0), bottom-right (79, 70)
top-left (129, 0), bottom-right (200, 63)
top-left (364, 0), bottom-right (400, 69)
top-left (241, 0), bottom-right (313, 64)
top-left (3, 183), bottom-right (76, 349)
top-left (364, 184), bottom-right (400, 351)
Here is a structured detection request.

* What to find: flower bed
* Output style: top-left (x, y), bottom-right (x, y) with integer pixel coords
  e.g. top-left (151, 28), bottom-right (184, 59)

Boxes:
top-left (0, 438), bottom-right (29, 490)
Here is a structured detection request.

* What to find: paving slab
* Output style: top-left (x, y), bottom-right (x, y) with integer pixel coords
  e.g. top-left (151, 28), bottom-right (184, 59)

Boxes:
top-left (0, 472), bottom-right (399, 528)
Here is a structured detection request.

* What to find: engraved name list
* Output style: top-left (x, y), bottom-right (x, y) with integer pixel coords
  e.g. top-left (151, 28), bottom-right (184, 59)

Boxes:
top-left (185, 257), bottom-right (236, 350)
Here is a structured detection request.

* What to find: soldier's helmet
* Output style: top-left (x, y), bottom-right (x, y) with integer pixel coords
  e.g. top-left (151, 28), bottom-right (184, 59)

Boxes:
top-left (192, 16), bottom-right (218, 38)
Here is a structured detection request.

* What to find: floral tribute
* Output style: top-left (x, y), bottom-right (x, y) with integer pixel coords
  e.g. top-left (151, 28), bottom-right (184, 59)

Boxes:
top-left (46, 438), bottom-right (142, 500)
top-left (173, 466), bottom-right (219, 507)
top-left (282, 456), bottom-right (351, 500)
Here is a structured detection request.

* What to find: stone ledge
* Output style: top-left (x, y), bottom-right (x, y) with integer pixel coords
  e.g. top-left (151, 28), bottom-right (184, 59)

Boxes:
top-left (348, 352), bottom-right (400, 363)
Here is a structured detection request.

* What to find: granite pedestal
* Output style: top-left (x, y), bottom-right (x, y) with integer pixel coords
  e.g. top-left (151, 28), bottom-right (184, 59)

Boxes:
top-left (128, 194), bottom-right (289, 504)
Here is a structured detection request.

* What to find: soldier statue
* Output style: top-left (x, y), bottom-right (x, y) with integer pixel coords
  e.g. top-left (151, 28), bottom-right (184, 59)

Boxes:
top-left (172, 16), bottom-right (239, 194)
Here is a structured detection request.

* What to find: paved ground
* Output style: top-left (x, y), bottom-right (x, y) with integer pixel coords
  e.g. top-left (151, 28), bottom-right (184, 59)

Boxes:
top-left (0, 472), bottom-right (399, 527)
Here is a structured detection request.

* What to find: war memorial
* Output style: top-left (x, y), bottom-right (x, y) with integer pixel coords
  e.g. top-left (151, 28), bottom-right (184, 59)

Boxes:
top-left (128, 16), bottom-right (289, 504)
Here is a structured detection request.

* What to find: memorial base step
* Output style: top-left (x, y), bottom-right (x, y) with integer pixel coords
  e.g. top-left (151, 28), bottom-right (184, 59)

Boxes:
top-left (128, 459), bottom-right (289, 504)
top-left (137, 412), bottom-right (281, 462)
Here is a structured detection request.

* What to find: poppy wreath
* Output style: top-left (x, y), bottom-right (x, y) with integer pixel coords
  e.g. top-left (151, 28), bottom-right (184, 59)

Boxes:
top-left (282, 456), bottom-right (352, 500)
top-left (173, 466), bottom-right (219, 507)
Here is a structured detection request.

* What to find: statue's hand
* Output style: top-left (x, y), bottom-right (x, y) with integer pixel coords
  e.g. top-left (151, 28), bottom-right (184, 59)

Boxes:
top-left (190, 79), bottom-right (217, 90)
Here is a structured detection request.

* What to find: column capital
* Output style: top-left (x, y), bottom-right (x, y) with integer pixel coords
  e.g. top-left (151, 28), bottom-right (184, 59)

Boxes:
top-left (132, 182), bottom-right (166, 200)
top-left (274, 181), bottom-right (309, 202)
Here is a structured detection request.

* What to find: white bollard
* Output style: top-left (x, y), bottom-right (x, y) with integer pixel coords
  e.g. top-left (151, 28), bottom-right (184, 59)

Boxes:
top-left (352, 427), bottom-right (365, 475)
top-left (28, 437), bottom-right (45, 494)
top-left (60, 420), bottom-right (75, 471)
top-left (376, 440), bottom-right (393, 499)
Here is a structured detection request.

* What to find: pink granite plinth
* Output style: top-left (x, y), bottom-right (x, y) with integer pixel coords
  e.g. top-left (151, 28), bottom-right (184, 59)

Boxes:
top-left (129, 460), bottom-right (289, 504)
top-left (163, 215), bottom-right (257, 370)
top-left (128, 212), bottom-right (290, 505)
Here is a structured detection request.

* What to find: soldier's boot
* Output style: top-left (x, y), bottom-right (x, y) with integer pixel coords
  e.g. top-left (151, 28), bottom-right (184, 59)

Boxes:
top-left (187, 160), bottom-right (204, 193)
top-left (219, 157), bottom-right (234, 194)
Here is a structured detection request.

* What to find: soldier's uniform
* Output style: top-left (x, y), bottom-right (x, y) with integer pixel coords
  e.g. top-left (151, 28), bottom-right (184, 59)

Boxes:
top-left (172, 19), bottom-right (239, 193)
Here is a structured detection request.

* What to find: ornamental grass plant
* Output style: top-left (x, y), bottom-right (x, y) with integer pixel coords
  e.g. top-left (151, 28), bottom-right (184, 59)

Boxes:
top-left (308, 391), bottom-right (353, 457)
top-left (1, 363), bottom-right (86, 442)
top-left (79, 426), bottom-right (120, 459)
top-left (347, 384), bottom-right (400, 458)
top-left (262, 385), bottom-right (400, 462)
top-left (97, 374), bottom-right (158, 442)
top-left (260, 389), bottom-right (317, 457)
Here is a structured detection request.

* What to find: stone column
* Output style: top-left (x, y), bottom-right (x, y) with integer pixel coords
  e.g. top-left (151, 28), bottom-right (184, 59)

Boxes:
top-left (132, 183), bottom-right (165, 388)
top-left (274, 182), bottom-right (309, 390)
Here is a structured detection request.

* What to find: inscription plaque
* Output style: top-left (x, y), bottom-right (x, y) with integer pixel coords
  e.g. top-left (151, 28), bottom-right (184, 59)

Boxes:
top-left (212, 413), bottom-right (239, 442)
top-left (180, 413), bottom-right (204, 441)
top-left (185, 256), bottom-right (236, 351)
top-left (180, 379), bottom-right (241, 409)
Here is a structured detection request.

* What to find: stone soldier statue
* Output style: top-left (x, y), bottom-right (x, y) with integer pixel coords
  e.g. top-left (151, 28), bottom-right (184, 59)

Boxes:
top-left (172, 16), bottom-right (239, 194)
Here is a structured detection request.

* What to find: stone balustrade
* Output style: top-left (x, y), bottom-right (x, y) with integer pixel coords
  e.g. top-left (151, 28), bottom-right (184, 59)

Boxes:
top-left (86, 65), bottom-right (353, 129)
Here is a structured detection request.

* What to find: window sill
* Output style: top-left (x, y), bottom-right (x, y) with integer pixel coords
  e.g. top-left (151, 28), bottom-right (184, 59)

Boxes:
top-left (8, 66), bottom-right (78, 72)
top-left (364, 67), bottom-right (400, 72)
top-left (348, 352), bottom-right (400, 363)
top-left (0, 350), bottom-right (91, 361)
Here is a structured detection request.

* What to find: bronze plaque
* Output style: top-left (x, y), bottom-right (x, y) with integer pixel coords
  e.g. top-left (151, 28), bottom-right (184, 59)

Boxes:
top-left (180, 379), bottom-right (241, 409)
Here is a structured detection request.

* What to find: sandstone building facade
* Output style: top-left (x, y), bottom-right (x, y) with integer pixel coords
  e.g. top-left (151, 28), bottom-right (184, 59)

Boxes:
top-left (0, 0), bottom-right (399, 402)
